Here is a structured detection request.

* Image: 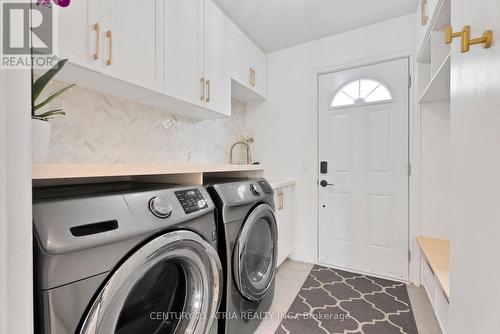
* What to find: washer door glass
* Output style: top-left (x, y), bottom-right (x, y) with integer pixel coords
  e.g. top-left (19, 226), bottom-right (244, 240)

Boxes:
top-left (234, 204), bottom-right (277, 301)
top-left (115, 261), bottom-right (186, 333)
top-left (79, 230), bottom-right (222, 334)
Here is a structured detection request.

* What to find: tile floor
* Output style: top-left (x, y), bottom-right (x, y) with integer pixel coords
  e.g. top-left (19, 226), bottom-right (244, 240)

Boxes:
top-left (255, 260), bottom-right (442, 334)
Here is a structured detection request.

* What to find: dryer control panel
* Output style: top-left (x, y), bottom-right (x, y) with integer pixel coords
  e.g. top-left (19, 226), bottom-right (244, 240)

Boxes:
top-left (174, 189), bottom-right (208, 214)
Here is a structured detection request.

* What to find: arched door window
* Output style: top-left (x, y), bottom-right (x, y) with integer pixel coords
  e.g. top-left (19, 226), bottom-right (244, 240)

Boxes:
top-left (331, 79), bottom-right (393, 108)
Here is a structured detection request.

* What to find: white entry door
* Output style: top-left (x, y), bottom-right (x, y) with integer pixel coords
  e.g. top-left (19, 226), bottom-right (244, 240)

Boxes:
top-left (318, 58), bottom-right (410, 280)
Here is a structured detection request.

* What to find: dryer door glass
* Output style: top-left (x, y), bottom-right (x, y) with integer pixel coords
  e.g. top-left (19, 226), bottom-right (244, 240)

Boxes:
top-left (79, 231), bottom-right (222, 334)
top-left (243, 218), bottom-right (273, 284)
top-left (234, 203), bottom-right (277, 301)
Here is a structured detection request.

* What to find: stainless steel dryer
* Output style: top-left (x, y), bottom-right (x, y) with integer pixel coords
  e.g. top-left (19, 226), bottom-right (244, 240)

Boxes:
top-left (205, 178), bottom-right (277, 334)
top-left (33, 182), bottom-right (222, 334)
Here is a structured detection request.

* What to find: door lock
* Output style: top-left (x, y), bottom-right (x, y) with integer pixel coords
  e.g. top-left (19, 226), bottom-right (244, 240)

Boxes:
top-left (320, 180), bottom-right (335, 188)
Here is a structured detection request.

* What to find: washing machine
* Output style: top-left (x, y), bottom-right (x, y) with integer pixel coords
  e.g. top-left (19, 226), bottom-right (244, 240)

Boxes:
top-left (205, 178), bottom-right (277, 334)
top-left (33, 182), bottom-right (223, 334)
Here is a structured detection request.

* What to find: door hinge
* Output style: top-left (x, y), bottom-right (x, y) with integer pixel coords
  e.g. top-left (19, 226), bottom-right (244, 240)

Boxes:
top-left (408, 162), bottom-right (412, 176)
top-left (408, 74), bottom-right (412, 88)
top-left (408, 249), bottom-right (412, 262)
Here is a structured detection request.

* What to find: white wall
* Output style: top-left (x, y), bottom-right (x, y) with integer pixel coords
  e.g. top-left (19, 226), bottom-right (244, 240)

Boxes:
top-left (246, 14), bottom-right (416, 264)
top-left (0, 70), bottom-right (33, 333)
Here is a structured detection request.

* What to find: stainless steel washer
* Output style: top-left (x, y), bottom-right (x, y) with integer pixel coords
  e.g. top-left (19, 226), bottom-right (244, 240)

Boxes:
top-left (33, 182), bottom-right (222, 334)
top-left (206, 178), bottom-right (277, 334)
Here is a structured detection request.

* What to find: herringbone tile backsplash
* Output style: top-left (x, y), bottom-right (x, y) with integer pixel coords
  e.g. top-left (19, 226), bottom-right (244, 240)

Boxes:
top-left (41, 81), bottom-right (249, 164)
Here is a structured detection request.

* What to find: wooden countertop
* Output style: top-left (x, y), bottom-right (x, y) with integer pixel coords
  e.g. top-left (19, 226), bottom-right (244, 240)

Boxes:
top-left (417, 237), bottom-right (450, 299)
top-left (32, 164), bottom-right (264, 180)
top-left (268, 179), bottom-right (296, 189)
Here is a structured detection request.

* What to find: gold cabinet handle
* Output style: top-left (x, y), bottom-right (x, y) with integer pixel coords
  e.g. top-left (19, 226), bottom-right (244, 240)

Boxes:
top-left (252, 69), bottom-right (256, 87)
top-left (106, 30), bottom-right (113, 65)
top-left (205, 79), bottom-right (211, 103)
top-left (93, 23), bottom-right (100, 60)
top-left (421, 0), bottom-right (428, 26)
top-left (249, 68), bottom-right (256, 87)
top-left (277, 191), bottom-right (284, 210)
top-left (200, 78), bottom-right (205, 101)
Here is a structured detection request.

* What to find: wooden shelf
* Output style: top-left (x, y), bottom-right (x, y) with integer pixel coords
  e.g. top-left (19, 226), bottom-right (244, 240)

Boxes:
top-left (268, 179), bottom-right (296, 189)
top-left (417, 237), bottom-right (450, 299)
top-left (419, 54), bottom-right (450, 103)
top-left (32, 164), bottom-right (264, 186)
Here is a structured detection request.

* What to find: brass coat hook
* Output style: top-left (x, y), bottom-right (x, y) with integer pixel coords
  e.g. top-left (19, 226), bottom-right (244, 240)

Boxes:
top-left (445, 25), bottom-right (493, 53)
top-left (461, 25), bottom-right (493, 53)
top-left (445, 26), bottom-right (463, 44)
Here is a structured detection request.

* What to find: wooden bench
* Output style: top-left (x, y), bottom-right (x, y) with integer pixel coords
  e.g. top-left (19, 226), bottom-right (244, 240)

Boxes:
top-left (417, 237), bottom-right (450, 333)
top-left (417, 237), bottom-right (450, 299)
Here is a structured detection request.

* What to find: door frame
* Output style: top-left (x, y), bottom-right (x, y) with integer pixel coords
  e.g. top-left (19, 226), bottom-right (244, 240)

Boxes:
top-left (313, 52), bottom-right (421, 284)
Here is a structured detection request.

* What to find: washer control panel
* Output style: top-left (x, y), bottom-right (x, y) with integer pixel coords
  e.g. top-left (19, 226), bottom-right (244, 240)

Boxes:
top-left (174, 189), bottom-right (208, 214)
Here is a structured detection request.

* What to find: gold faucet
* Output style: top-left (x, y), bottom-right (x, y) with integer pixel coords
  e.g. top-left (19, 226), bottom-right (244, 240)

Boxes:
top-left (230, 141), bottom-right (252, 165)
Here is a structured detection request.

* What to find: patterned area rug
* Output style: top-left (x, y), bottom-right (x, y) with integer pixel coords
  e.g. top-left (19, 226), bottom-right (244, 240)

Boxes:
top-left (275, 265), bottom-right (418, 334)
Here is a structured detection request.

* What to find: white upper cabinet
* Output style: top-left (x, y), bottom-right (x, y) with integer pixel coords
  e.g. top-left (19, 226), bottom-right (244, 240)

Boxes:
top-left (229, 28), bottom-right (250, 87)
top-left (58, 0), bottom-right (163, 92)
top-left (104, 0), bottom-right (164, 92)
top-left (57, 0), bottom-right (105, 71)
top-left (249, 42), bottom-right (267, 98)
top-left (164, 0), bottom-right (204, 106)
top-left (228, 22), bottom-right (267, 101)
top-left (55, 0), bottom-right (260, 119)
top-left (203, 1), bottom-right (230, 115)
top-left (163, 0), bottom-right (229, 115)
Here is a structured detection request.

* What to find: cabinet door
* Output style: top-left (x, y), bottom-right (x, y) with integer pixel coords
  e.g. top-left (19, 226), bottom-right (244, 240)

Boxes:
top-left (105, 0), bottom-right (164, 92)
top-left (275, 186), bottom-right (294, 266)
top-left (164, 0), bottom-right (204, 106)
top-left (229, 27), bottom-right (250, 87)
top-left (249, 42), bottom-right (267, 97)
top-left (203, 1), bottom-right (230, 116)
top-left (57, 0), bottom-right (107, 71)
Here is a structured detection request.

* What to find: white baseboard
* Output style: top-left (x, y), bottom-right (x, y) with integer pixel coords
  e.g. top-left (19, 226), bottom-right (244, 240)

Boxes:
top-left (289, 246), bottom-right (315, 264)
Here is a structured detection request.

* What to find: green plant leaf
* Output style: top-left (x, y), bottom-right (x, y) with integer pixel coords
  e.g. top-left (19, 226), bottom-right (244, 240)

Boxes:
top-left (35, 109), bottom-right (65, 119)
top-left (33, 83), bottom-right (75, 111)
top-left (32, 59), bottom-right (69, 102)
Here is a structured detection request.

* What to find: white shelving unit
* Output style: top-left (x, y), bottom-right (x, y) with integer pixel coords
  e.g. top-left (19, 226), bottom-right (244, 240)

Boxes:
top-left (417, 0), bottom-right (451, 99)
top-left (415, 0), bottom-right (451, 333)
top-left (419, 53), bottom-right (450, 103)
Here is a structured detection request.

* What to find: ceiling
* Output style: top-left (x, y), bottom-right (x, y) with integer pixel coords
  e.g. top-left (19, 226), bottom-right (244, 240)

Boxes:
top-left (214, 0), bottom-right (418, 52)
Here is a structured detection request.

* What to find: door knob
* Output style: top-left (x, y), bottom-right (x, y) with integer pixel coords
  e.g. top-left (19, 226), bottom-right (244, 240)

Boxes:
top-left (320, 180), bottom-right (335, 188)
